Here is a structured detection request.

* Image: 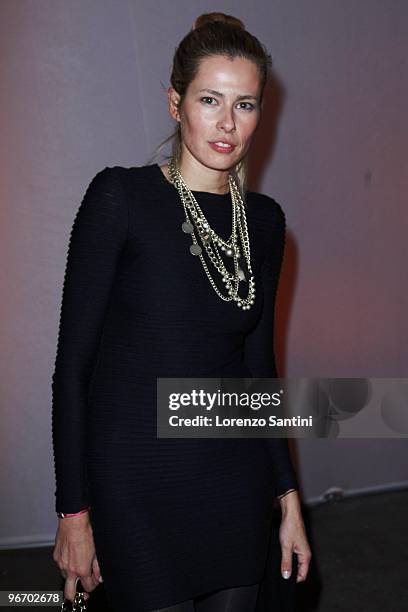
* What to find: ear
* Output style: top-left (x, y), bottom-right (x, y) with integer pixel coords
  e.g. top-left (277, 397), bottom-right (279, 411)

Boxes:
top-left (168, 87), bottom-right (182, 122)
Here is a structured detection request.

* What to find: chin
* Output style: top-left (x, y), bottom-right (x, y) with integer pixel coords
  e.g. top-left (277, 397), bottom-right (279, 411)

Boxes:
top-left (202, 154), bottom-right (237, 172)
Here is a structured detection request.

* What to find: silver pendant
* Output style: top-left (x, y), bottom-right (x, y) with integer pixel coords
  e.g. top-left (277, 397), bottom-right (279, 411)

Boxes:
top-left (238, 267), bottom-right (246, 281)
top-left (190, 243), bottom-right (202, 256)
top-left (182, 221), bottom-right (194, 233)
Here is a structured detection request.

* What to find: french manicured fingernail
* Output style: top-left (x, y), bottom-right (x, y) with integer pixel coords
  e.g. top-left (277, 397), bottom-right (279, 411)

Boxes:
top-left (283, 570), bottom-right (291, 579)
top-left (99, 576), bottom-right (103, 583)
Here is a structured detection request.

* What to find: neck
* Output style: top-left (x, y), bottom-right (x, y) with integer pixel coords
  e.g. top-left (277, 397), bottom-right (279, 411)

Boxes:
top-left (175, 153), bottom-right (232, 195)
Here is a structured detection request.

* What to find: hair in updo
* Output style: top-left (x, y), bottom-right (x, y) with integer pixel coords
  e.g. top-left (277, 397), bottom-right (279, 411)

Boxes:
top-left (149, 12), bottom-right (273, 200)
top-left (192, 12), bottom-right (245, 31)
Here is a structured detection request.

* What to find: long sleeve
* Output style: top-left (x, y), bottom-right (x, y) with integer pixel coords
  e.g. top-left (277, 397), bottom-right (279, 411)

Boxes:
top-left (243, 201), bottom-right (299, 498)
top-left (51, 166), bottom-right (128, 514)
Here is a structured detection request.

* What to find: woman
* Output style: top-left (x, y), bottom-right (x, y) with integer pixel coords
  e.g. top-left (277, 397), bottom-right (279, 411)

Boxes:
top-left (52, 12), bottom-right (311, 612)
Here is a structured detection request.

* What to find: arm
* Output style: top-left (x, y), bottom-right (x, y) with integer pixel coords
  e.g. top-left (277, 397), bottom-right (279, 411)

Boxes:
top-left (244, 206), bottom-right (312, 583)
top-left (51, 166), bottom-right (128, 514)
top-left (243, 201), bottom-right (299, 499)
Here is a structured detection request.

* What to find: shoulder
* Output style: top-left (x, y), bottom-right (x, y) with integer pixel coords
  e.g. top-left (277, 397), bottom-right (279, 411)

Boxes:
top-left (83, 165), bottom-right (125, 196)
top-left (88, 163), bottom-right (156, 193)
top-left (81, 163), bottom-right (157, 213)
top-left (98, 163), bottom-right (154, 180)
top-left (82, 164), bottom-right (149, 203)
top-left (245, 192), bottom-right (287, 265)
top-left (77, 166), bottom-right (130, 223)
top-left (86, 163), bottom-right (150, 185)
top-left (245, 190), bottom-right (286, 229)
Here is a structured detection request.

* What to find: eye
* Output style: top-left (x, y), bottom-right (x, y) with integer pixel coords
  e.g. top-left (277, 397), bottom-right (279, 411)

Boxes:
top-left (200, 97), bottom-right (255, 111)
top-left (238, 102), bottom-right (255, 111)
top-left (200, 96), bottom-right (217, 105)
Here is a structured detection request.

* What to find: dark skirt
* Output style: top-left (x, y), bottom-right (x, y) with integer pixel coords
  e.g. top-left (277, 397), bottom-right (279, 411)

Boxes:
top-left (150, 582), bottom-right (260, 611)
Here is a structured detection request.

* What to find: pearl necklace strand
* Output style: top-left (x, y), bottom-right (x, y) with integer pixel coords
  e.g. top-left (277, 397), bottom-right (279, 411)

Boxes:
top-left (167, 157), bottom-right (256, 310)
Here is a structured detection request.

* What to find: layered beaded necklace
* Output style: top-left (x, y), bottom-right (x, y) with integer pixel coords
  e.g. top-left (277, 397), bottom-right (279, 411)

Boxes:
top-left (167, 157), bottom-right (255, 310)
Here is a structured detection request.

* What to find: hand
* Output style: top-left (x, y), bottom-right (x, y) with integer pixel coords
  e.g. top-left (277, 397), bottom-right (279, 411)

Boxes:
top-left (278, 491), bottom-right (312, 583)
top-left (52, 512), bottom-right (103, 603)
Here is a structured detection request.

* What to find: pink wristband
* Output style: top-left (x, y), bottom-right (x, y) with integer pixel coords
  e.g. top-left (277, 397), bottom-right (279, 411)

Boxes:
top-left (277, 488), bottom-right (296, 500)
top-left (57, 505), bottom-right (90, 518)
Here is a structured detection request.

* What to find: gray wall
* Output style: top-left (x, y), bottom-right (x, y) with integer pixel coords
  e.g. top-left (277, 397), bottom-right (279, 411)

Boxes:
top-left (0, 0), bottom-right (406, 547)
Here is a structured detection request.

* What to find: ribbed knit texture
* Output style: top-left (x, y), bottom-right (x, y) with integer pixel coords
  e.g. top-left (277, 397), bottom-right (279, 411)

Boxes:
top-left (51, 163), bottom-right (299, 612)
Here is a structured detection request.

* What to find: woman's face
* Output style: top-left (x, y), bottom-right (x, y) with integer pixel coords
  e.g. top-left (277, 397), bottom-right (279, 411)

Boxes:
top-left (168, 54), bottom-right (262, 172)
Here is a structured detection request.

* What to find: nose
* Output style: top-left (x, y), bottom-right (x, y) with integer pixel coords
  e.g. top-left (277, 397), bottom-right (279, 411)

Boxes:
top-left (217, 107), bottom-right (236, 132)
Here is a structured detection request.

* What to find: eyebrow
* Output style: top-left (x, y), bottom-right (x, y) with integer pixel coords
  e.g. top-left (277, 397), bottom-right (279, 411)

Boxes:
top-left (198, 88), bottom-right (258, 101)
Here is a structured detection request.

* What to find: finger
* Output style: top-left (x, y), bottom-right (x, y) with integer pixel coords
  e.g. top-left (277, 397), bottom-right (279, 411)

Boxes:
top-left (68, 576), bottom-right (93, 602)
top-left (79, 574), bottom-right (98, 597)
top-left (281, 546), bottom-right (293, 579)
top-left (92, 556), bottom-right (103, 583)
top-left (296, 555), bottom-right (311, 582)
top-left (64, 576), bottom-right (78, 603)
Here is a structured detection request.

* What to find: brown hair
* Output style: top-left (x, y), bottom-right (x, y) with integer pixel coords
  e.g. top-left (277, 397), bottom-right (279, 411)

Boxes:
top-left (147, 12), bottom-right (273, 202)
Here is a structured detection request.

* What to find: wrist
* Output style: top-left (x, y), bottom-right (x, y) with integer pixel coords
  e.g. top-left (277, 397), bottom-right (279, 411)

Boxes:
top-left (57, 506), bottom-right (90, 519)
top-left (278, 490), bottom-right (300, 513)
top-left (277, 488), bottom-right (297, 500)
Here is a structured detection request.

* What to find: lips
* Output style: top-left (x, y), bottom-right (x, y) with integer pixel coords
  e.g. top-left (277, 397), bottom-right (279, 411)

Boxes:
top-left (210, 140), bottom-right (235, 146)
top-left (209, 141), bottom-right (236, 154)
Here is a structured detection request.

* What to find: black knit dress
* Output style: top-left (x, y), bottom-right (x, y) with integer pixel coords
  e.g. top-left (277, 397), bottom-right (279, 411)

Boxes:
top-left (51, 163), bottom-right (299, 612)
